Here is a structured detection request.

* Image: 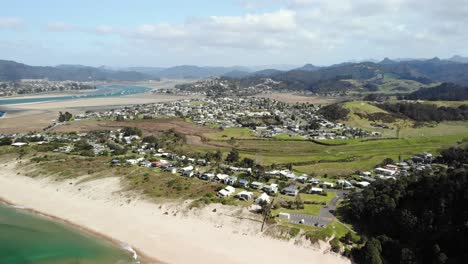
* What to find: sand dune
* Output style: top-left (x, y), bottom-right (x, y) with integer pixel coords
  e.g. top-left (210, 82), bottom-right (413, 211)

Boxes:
top-left (0, 161), bottom-right (349, 264)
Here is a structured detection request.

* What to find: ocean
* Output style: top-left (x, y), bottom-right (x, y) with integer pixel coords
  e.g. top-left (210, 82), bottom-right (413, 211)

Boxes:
top-left (0, 84), bottom-right (150, 106)
top-left (0, 203), bottom-right (136, 264)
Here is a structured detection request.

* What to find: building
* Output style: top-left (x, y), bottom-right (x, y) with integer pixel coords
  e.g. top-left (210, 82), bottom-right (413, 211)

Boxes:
top-left (282, 186), bottom-right (299, 196)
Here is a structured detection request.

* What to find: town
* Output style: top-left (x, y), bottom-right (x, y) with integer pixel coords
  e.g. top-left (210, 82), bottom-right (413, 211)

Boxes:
top-left (73, 97), bottom-right (380, 140)
top-left (0, 79), bottom-right (95, 97)
top-left (1, 113), bottom-right (435, 230)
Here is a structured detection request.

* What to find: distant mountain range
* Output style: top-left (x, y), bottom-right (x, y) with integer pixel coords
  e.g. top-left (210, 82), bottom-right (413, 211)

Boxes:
top-left (1, 56), bottom-right (467, 86)
top-left (0, 60), bottom-right (149, 82)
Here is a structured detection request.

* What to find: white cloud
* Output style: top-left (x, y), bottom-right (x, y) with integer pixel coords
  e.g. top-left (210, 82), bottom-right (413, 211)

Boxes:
top-left (0, 17), bottom-right (24, 30)
top-left (34, 1), bottom-right (468, 65)
top-left (45, 22), bottom-right (73, 32)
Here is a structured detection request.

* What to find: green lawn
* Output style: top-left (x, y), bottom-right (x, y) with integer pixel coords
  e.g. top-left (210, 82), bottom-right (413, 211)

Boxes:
top-left (272, 192), bottom-right (337, 216)
top-left (273, 204), bottom-right (322, 216)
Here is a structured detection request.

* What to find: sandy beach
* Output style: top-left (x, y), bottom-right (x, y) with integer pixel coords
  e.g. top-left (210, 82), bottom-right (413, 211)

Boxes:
top-left (0, 161), bottom-right (349, 264)
top-left (0, 93), bottom-right (197, 134)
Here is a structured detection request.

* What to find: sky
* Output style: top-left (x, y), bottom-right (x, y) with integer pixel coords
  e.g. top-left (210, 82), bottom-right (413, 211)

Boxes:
top-left (1, 0), bottom-right (467, 67)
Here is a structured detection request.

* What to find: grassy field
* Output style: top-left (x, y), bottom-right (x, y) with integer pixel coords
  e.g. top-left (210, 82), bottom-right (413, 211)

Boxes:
top-left (340, 101), bottom-right (468, 138)
top-left (203, 127), bottom-right (257, 140)
top-left (190, 133), bottom-right (468, 175)
top-left (272, 134), bottom-right (306, 140)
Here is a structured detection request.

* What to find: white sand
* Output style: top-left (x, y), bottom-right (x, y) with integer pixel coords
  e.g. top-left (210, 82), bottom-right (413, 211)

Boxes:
top-left (0, 161), bottom-right (349, 264)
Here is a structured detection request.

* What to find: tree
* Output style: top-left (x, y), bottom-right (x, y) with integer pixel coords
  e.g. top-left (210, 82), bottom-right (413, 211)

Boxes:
top-left (241, 157), bottom-right (255, 168)
top-left (116, 115), bottom-right (125, 122)
top-left (362, 238), bottom-right (383, 264)
top-left (226, 149), bottom-right (239, 163)
top-left (0, 137), bottom-right (12, 146)
top-left (213, 150), bottom-right (222, 163)
top-left (58, 111), bottom-right (73, 122)
top-left (308, 120), bottom-right (320, 130)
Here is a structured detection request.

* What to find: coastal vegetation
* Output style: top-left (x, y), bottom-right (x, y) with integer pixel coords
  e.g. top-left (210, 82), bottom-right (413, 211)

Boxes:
top-left (341, 145), bottom-right (468, 264)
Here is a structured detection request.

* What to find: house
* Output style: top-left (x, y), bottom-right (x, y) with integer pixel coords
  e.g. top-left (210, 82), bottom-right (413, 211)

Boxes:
top-left (262, 184), bottom-right (278, 194)
top-left (182, 170), bottom-right (195, 177)
top-left (255, 193), bottom-right (270, 204)
top-left (384, 164), bottom-right (398, 171)
top-left (282, 186), bottom-right (299, 196)
top-left (214, 174), bottom-right (229, 182)
top-left (200, 173), bottom-right (215, 181)
top-left (355, 181), bottom-right (370, 188)
top-left (225, 176), bottom-right (238, 186)
top-left (308, 178), bottom-right (320, 185)
top-left (237, 179), bottom-right (249, 188)
top-left (337, 180), bottom-right (352, 188)
top-left (297, 175), bottom-right (308, 183)
top-left (236, 191), bottom-right (253, 201)
top-left (375, 167), bottom-right (396, 176)
top-left (321, 182), bottom-right (334, 188)
top-left (308, 187), bottom-right (323, 194)
top-left (361, 176), bottom-right (377, 182)
top-left (180, 165), bottom-right (194, 173)
top-left (217, 186), bottom-right (236, 198)
top-left (250, 181), bottom-right (264, 190)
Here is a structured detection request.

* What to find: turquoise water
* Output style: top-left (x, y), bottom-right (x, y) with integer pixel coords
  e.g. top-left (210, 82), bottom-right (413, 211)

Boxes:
top-left (0, 85), bottom-right (150, 106)
top-left (0, 203), bottom-right (136, 264)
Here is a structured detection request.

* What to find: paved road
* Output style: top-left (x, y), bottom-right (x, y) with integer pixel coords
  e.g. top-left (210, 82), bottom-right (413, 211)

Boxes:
top-left (286, 188), bottom-right (350, 227)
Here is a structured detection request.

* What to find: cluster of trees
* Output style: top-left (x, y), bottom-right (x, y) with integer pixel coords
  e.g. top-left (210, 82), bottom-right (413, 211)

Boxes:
top-left (0, 137), bottom-right (12, 146)
top-left (142, 129), bottom-right (186, 151)
top-left (121, 127), bottom-right (143, 137)
top-left (58, 111), bottom-right (73, 122)
top-left (318, 104), bottom-right (350, 121)
top-left (403, 83), bottom-right (468, 101)
top-left (343, 146), bottom-right (468, 264)
top-left (225, 149), bottom-right (256, 168)
top-left (378, 102), bottom-right (468, 122)
top-left (435, 145), bottom-right (468, 168)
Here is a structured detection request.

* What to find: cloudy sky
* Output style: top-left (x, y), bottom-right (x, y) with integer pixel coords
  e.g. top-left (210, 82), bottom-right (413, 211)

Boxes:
top-left (1, 0), bottom-right (467, 67)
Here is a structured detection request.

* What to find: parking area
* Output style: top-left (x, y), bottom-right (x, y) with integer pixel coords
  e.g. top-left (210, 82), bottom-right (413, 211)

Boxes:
top-left (288, 213), bottom-right (333, 227)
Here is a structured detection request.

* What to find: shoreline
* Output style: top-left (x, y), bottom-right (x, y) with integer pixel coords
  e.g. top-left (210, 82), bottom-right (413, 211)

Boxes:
top-left (0, 161), bottom-right (350, 264)
top-left (0, 197), bottom-right (160, 264)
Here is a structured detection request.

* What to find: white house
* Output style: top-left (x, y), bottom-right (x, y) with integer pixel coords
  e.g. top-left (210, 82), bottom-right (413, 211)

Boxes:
top-left (262, 184), bottom-right (278, 194)
top-left (375, 167), bottom-right (396, 176)
top-left (308, 187), bottom-right (323, 194)
top-left (250, 181), bottom-right (264, 190)
top-left (11, 142), bottom-right (28, 147)
top-left (214, 174), bottom-right (229, 182)
top-left (217, 186), bottom-right (236, 198)
top-left (355, 181), bottom-right (370, 188)
top-left (321, 181), bottom-right (334, 188)
top-left (236, 191), bottom-right (253, 201)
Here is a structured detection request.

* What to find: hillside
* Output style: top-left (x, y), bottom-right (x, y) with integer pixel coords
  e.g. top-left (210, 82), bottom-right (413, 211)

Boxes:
top-left (340, 101), bottom-right (405, 131)
top-left (404, 83), bottom-right (468, 101)
top-left (0, 60), bottom-right (150, 81)
top-left (333, 101), bottom-right (468, 138)
top-left (226, 59), bottom-right (468, 94)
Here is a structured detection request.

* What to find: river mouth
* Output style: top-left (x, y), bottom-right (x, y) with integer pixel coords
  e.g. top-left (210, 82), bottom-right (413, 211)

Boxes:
top-left (0, 84), bottom-right (151, 106)
top-left (0, 202), bottom-right (138, 264)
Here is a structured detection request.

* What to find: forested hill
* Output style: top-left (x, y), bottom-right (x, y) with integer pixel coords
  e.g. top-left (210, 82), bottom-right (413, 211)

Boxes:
top-left (0, 60), bottom-right (150, 81)
top-left (242, 59), bottom-right (468, 94)
top-left (343, 145), bottom-right (468, 264)
top-left (404, 83), bottom-right (468, 101)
